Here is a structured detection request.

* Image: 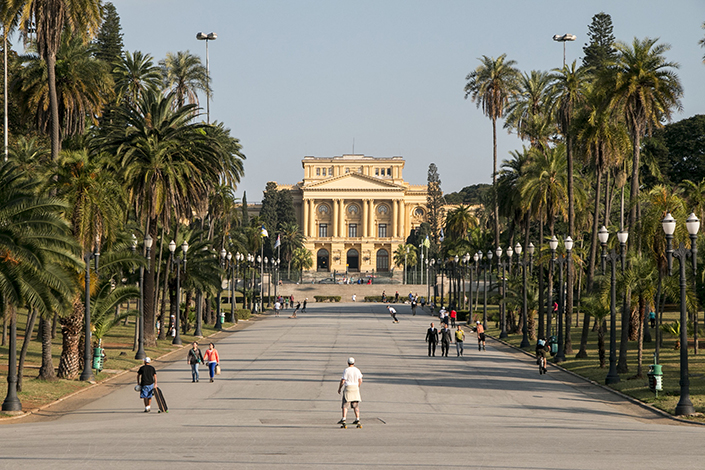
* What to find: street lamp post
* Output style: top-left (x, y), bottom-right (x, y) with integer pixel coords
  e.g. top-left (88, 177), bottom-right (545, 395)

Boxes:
top-left (215, 249), bottom-right (226, 330)
top-left (429, 258), bottom-right (435, 306)
top-left (196, 32), bottom-right (217, 124)
top-left (80, 238), bottom-right (101, 382)
top-left (135, 234), bottom-right (153, 358)
top-left (515, 242), bottom-right (535, 348)
top-left (226, 251), bottom-right (234, 322)
top-left (404, 246), bottom-right (409, 285)
top-left (419, 243), bottom-right (423, 285)
top-left (599, 226), bottom-right (628, 384)
top-left (552, 33), bottom-right (577, 67)
top-left (549, 236), bottom-right (572, 362)
top-left (663, 212), bottom-right (699, 416)
top-left (257, 254), bottom-right (263, 313)
top-left (484, 250), bottom-right (493, 329)
top-left (496, 246), bottom-right (508, 339)
top-left (169, 240), bottom-right (189, 344)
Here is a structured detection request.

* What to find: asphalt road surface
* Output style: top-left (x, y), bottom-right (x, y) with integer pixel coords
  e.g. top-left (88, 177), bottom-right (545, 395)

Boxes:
top-left (1, 302), bottom-right (704, 469)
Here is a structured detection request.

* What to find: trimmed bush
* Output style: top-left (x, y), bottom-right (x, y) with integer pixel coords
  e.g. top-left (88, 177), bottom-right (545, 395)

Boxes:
top-left (234, 308), bottom-right (251, 320)
top-left (313, 295), bottom-right (341, 302)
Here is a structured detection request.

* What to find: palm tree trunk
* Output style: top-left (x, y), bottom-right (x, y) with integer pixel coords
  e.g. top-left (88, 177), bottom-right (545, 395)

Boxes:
top-left (46, 52), bottom-right (61, 163)
top-left (628, 132), bottom-right (642, 246)
top-left (636, 295), bottom-right (645, 378)
top-left (618, 288), bottom-right (631, 374)
top-left (598, 320), bottom-right (606, 368)
top-left (492, 117), bottom-right (500, 248)
top-left (2, 313), bottom-right (6, 346)
top-left (604, 170), bottom-right (612, 227)
top-left (143, 217), bottom-right (158, 346)
top-left (156, 225), bottom-right (167, 340)
top-left (58, 297), bottom-right (84, 379)
top-left (37, 317), bottom-right (57, 381)
top-left (17, 308), bottom-right (38, 392)
top-left (538, 217), bottom-right (545, 340)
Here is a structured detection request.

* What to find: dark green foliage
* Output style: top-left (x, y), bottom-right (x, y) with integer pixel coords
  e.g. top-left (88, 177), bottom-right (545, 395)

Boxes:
top-left (95, 3), bottom-right (124, 65)
top-left (582, 12), bottom-right (616, 72)
top-left (259, 182), bottom-right (298, 259)
top-left (642, 115), bottom-right (705, 185)
top-left (241, 191), bottom-right (249, 226)
top-left (426, 163), bottom-right (445, 247)
top-left (444, 184), bottom-right (492, 205)
top-left (313, 296), bottom-right (341, 302)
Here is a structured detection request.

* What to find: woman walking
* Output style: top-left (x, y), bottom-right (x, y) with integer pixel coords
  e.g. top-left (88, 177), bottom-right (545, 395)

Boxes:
top-left (187, 342), bottom-right (204, 382)
top-left (203, 343), bottom-right (220, 382)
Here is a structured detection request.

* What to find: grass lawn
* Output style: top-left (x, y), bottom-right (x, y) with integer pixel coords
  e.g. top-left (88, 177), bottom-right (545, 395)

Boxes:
top-left (484, 306), bottom-right (705, 422)
top-left (0, 307), bottom-right (243, 417)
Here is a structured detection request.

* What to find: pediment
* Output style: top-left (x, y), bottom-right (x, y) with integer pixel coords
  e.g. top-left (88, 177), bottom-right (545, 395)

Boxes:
top-left (305, 173), bottom-right (404, 191)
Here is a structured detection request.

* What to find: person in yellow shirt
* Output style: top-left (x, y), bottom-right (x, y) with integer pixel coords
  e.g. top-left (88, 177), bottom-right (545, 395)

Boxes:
top-left (455, 326), bottom-right (465, 357)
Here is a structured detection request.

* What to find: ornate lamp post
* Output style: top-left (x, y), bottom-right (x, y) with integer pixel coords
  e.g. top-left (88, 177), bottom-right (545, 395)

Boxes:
top-left (462, 253), bottom-right (470, 310)
top-left (483, 250), bottom-right (493, 329)
top-left (429, 258), bottom-right (435, 305)
top-left (549, 236), bottom-right (571, 362)
top-left (169, 240), bottom-right (189, 344)
top-left (257, 254), bottom-right (263, 313)
top-left (226, 251), bottom-right (234, 322)
top-left (598, 225), bottom-right (628, 384)
top-left (80, 237), bottom-right (101, 382)
top-left (235, 252), bottom-right (243, 309)
top-left (134, 234), bottom-right (154, 358)
top-left (215, 249), bottom-right (226, 330)
top-left (439, 258), bottom-right (445, 309)
top-left (515, 242), bottom-right (532, 349)
top-left (663, 212), bottom-right (699, 416)
top-left (496, 246), bottom-right (508, 339)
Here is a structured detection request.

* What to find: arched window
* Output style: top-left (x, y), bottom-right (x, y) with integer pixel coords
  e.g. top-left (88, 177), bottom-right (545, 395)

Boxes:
top-left (317, 249), bottom-right (330, 272)
top-left (376, 249), bottom-right (389, 272)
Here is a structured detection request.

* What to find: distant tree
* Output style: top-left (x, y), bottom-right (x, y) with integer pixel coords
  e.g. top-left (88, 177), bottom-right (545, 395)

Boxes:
top-left (642, 115), bottom-right (705, 185)
top-left (443, 184), bottom-right (492, 206)
top-left (160, 50), bottom-right (209, 108)
top-left (241, 191), bottom-right (249, 226)
top-left (426, 163), bottom-right (445, 248)
top-left (582, 12), bottom-right (617, 73)
top-left (94, 2), bottom-right (123, 65)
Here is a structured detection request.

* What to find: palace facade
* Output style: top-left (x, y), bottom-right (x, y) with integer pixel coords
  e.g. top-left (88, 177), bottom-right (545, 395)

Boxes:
top-left (277, 154), bottom-right (428, 273)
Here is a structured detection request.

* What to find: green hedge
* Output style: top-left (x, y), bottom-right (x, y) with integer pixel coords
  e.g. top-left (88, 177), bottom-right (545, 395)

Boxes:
top-left (234, 308), bottom-right (251, 320)
top-left (314, 295), bottom-right (341, 302)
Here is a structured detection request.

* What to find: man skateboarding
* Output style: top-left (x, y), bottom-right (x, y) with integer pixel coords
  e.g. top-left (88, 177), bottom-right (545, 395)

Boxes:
top-left (337, 357), bottom-right (363, 428)
top-left (137, 357), bottom-right (157, 412)
top-left (388, 305), bottom-right (399, 323)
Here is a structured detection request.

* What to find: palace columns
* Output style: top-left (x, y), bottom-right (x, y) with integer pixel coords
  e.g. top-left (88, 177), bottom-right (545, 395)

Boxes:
top-left (362, 200), bottom-right (369, 238)
top-left (332, 199), bottom-right (339, 238)
top-left (392, 200), bottom-right (398, 238)
top-left (338, 199), bottom-right (345, 237)
top-left (309, 200), bottom-right (316, 237)
top-left (303, 199), bottom-right (309, 237)
top-left (398, 200), bottom-right (406, 239)
top-left (368, 200), bottom-right (375, 237)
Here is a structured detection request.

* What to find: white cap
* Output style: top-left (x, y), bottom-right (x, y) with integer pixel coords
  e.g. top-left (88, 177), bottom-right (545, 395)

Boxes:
top-left (144, 357), bottom-right (151, 363)
top-left (347, 357), bottom-right (355, 365)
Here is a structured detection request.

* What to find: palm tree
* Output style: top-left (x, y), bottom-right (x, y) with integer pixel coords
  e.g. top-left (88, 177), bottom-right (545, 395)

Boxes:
top-left (0, 160), bottom-right (79, 407)
top-left (113, 50), bottom-right (163, 108)
top-left (46, 149), bottom-right (124, 378)
top-left (13, 33), bottom-right (113, 142)
top-left (582, 291), bottom-right (609, 367)
top-left (504, 70), bottom-right (555, 149)
top-left (98, 90), bottom-right (241, 345)
top-left (2, 0), bottom-right (102, 162)
top-left (444, 205), bottom-right (477, 241)
top-left (464, 54), bottom-right (520, 247)
top-left (279, 222), bottom-right (304, 279)
top-left (606, 37), bottom-right (683, 243)
top-left (291, 247), bottom-right (313, 279)
top-left (159, 51), bottom-right (209, 109)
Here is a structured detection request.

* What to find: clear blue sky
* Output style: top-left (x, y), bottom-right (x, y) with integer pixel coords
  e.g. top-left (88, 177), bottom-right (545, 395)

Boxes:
top-left (112, 0), bottom-right (705, 202)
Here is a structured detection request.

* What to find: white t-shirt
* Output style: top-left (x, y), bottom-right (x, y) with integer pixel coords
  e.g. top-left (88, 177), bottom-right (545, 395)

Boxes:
top-left (341, 366), bottom-right (363, 387)
top-left (274, 302), bottom-right (281, 310)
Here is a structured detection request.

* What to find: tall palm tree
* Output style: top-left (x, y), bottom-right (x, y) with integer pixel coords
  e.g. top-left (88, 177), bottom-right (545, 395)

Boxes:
top-left (113, 50), bottom-right (163, 108)
top-left (46, 149), bottom-right (124, 378)
top-left (13, 33), bottom-right (113, 142)
top-left (159, 50), bottom-right (209, 109)
top-left (504, 70), bottom-right (555, 149)
top-left (606, 37), bottom-right (683, 244)
top-left (279, 222), bottom-right (304, 279)
top-left (98, 91), bottom-right (242, 345)
top-left (444, 205), bottom-right (477, 242)
top-left (1, 0), bottom-right (102, 162)
top-left (464, 54), bottom-right (520, 247)
top-left (0, 159), bottom-right (79, 407)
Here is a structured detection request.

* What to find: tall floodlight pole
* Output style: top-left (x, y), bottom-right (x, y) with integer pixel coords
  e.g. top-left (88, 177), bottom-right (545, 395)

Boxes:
top-left (552, 33), bottom-right (576, 67)
top-left (4, 30), bottom-right (8, 162)
top-left (196, 32), bottom-right (217, 124)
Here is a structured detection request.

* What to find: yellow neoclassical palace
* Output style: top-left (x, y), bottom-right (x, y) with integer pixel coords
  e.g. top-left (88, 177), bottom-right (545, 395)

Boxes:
top-left (277, 154), bottom-right (428, 273)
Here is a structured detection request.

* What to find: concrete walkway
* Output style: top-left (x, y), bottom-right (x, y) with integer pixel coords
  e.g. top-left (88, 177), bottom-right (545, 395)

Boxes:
top-left (0, 303), bottom-right (703, 469)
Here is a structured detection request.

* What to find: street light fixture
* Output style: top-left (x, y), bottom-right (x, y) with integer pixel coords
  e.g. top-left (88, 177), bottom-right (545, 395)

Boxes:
top-left (169, 240), bottom-right (189, 344)
top-left (80, 236), bottom-right (101, 382)
top-left (663, 212), bottom-right (699, 416)
top-left (135, 234), bottom-right (153, 358)
top-left (552, 33), bottom-right (577, 67)
top-left (196, 31), bottom-right (217, 124)
top-left (599, 225), bottom-right (627, 384)
top-left (484, 250), bottom-right (493, 329)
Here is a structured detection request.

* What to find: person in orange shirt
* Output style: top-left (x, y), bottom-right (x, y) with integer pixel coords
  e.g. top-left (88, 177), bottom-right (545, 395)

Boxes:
top-left (203, 342), bottom-right (220, 382)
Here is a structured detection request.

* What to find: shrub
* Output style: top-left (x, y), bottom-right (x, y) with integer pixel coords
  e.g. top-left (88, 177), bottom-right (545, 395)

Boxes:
top-left (313, 295), bottom-right (341, 302)
top-left (234, 308), bottom-right (251, 320)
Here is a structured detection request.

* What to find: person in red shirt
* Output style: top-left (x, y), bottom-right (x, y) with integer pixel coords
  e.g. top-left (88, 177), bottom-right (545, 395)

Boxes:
top-left (450, 309), bottom-right (457, 327)
top-left (203, 342), bottom-right (220, 382)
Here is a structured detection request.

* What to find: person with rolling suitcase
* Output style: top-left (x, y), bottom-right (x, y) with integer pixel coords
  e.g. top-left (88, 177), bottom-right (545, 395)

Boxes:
top-left (137, 357), bottom-right (157, 413)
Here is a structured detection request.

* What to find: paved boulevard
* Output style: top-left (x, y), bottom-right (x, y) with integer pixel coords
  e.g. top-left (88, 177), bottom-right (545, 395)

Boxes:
top-left (1, 302), bottom-right (704, 469)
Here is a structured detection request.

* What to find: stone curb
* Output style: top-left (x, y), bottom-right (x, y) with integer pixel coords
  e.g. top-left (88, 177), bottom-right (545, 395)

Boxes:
top-left (0, 315), bottom-right (262, 422)
top-left (488, 334), bottom-right (705, 427)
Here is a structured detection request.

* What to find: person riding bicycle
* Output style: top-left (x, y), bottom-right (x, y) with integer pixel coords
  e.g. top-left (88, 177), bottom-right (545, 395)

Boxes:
top-left (536, 338), bottom-right (548, 374)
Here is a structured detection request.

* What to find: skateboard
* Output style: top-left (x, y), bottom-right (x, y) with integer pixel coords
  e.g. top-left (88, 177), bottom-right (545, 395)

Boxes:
top-left (154, 386), bottom-right (168, 413)
top-left (340, 421), bottom-right (362, 429)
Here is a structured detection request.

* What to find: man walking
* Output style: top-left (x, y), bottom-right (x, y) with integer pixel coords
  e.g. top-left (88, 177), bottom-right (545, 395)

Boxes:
top-left (455, 326), bottom-right (465, 357)
top-left (274, 300), bottom-right (281, 317)
top-left (337, 357), bottom-right (363, 427)
top-left (440, 324), bottom-right (452, 357)
top-left (186, 342), bottom-right (203, 382)
top-left (388, 305), bottom-right (399, 323)
top-left (476, 321), bottom-right (486, 351)
top-left (425, 322), bottom-right (439, 357)
top-left (137, 357), bottom-right (157, 412)
top-left (302, 298), bottom-right (308, 314)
